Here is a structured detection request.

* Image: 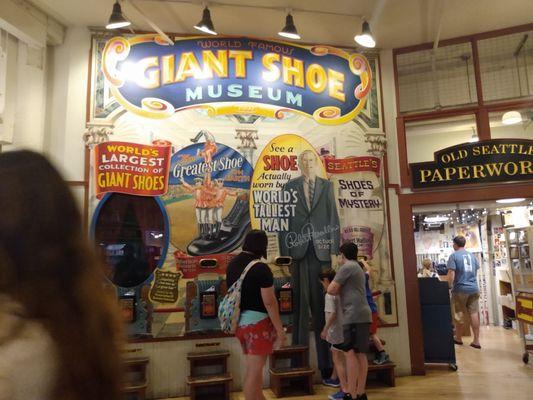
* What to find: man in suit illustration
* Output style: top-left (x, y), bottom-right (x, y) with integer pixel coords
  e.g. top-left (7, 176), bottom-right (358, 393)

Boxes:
top-left (279, 149), bottom-right (340, 379)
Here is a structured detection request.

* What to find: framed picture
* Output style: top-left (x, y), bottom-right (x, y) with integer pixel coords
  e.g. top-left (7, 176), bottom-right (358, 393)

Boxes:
top-left (509, 246), bottom-right (519, 259)
top-left (520, 245), bottom-right (530, 258)
top-left (200, 292), bottom-right (217, 319)
top-left (119, 295), bottom-right (136, 323)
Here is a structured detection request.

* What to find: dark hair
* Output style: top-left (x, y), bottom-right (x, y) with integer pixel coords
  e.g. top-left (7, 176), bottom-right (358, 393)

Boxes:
top-left (242, 229), bottom-right (268, 259)
top-left (318, 269), bottom-right (336, 282)
top-left (339, 241), bottom-right (358, 260)
top-left (0, 151), bottom-right (122, 400)
top-left (453, 235), bottom-right (466, 248)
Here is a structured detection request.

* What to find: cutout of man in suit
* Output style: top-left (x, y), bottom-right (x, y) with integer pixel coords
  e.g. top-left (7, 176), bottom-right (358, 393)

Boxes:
top-left (279, 149), bottom-right (340, 377)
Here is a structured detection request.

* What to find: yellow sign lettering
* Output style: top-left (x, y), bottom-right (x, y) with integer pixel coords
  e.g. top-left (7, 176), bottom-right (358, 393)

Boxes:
top-left (175, 52), bottom-right (202, 82)
top-left (328, 68), bottom-right (345, 102)
top-left (420, 169), bottom-right (432, 183)
top-left (306, 63), bottom-right (327, 94)
top-left (202, 50), bottom-right (229, 78)
top-left (282, 56), bottom-right (305, 88)
top-left (229, 50), bottom-right (253, 78)
top-left (262, 53), bottom-right (281, 82)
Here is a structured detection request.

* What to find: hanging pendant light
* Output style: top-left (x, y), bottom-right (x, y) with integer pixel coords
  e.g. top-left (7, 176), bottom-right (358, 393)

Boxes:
top-left (106, 0), bottom-right (131, 30)
top-left (501, 110), bottom-right (522, 125)
top-left (194, 6), bottom-right (217, 35)
top-left (354, 20), bottom-right (375, 48)
top-left (278, 13), bottom-right (301, 40)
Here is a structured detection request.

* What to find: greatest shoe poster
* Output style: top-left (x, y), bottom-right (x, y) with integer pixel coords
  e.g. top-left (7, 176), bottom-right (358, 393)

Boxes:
top-left (88, 34), bottom-right (398, 336)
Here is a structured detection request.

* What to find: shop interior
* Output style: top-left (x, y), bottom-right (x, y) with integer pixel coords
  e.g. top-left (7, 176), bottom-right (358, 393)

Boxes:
top-left (413, 197), bottom-right (533, 364)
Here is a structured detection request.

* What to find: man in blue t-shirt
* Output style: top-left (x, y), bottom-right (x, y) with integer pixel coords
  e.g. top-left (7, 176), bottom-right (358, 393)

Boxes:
top-left (446, 235), bottom-right (481, 349)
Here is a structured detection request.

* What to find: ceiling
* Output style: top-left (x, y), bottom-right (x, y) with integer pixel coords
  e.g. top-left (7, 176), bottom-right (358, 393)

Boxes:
top-left (413, 199), bottom-right (533, 214)
top-left (28, 0), bottom-right (533, 49)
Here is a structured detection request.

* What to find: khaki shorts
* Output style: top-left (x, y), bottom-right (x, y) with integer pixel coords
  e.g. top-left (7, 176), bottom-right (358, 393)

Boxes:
top-left (452, 292), bottom-right (480, 324)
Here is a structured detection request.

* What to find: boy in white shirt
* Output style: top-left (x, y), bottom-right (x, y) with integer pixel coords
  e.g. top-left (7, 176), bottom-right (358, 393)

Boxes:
top-left (319, 269), bottom-right (348, 400)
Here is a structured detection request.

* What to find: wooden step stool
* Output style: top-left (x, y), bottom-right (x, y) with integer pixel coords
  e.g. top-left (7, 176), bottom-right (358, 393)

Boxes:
top-left (269, 345), bottom-right (314, 398)
top-left (122, 356), bottom-right (149, 400)
top-left (186, 350), bottom-right (232, 400)
top-left (367, 362), bottom-right (396, 387)
top-left (366, 338), bottom-right (396, 386)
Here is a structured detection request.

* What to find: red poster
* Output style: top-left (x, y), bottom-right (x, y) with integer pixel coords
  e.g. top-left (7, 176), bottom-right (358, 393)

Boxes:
top-left (94, 140), bottom-right (172, 197)
top-left (324, 156), bottom-right (381, 176)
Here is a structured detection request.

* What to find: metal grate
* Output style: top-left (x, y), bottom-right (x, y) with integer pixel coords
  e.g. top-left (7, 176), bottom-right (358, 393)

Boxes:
top-left (478, 31), bottom-right (533, 102)
top-left (397, 42), bottom-right (477, 113)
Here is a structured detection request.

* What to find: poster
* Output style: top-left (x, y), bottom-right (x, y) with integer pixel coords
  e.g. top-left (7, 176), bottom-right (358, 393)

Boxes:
top-left (94, 140), bottom-right (172, 196)
top-left (456, 224), bottom-right (482, 253)
top-left (88, 34), bottom-right (396, 337)
top-left (163, 137), bottom-right (253, 259)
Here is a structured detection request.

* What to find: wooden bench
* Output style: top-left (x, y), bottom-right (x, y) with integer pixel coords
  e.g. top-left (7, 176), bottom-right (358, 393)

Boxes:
top-left (367, 362), bottom-right (396, 387)
top-left (269, 345), bottom-right (314, 398)
top-left (122, 356), bottom-right (149, 400)
top-left (187, 350), bottom-right (232, 400)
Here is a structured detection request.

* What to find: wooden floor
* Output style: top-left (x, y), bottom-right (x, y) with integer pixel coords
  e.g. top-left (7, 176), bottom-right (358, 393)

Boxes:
top-left (167, 326), bottom-right (533, 399)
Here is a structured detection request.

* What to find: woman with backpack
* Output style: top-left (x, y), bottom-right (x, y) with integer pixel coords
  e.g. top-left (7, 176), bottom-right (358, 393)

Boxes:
top-left (226, 229), bottom-right (286, 399)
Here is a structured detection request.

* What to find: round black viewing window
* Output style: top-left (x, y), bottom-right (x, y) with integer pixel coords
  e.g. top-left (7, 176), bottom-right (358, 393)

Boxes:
top-left (93, 193), bottom-right (167, 288)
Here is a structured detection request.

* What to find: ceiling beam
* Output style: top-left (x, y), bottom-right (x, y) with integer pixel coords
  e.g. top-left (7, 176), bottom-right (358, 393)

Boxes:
top-left (138, 0), bottom-right (363, 19)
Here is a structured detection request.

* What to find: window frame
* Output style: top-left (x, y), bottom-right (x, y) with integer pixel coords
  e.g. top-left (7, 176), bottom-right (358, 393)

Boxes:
top-left (393, 23), bottom-right (533, 188)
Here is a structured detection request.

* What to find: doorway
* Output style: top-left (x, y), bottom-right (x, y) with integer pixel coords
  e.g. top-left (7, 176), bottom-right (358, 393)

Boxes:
top-left (398, 184), bottom-right (533, 374)
top-left (413, 198), bottom-right (532, 368)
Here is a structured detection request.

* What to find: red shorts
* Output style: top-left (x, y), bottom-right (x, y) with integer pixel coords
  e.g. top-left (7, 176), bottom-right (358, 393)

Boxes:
top-left (235, 318), bottom-right (277, 355)
top-left (370, 312), bottom-right (379, 334)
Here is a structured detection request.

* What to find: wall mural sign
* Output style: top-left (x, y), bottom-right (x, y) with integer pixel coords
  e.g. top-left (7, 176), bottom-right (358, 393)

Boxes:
top-left (250, 134), bottom-right (333, 238)
top-left (410, 139), bottom-right (533, 189)
top-left (93, 140), bottom-right (172, 196)
top-left (326, 155), bottom-right (382, 259)
top-left (163, 134), bottom-right (253, 260)
top-left (90, 32), bottom-right (398, 337)
top-left (101, 35), bottom-right (371, 125)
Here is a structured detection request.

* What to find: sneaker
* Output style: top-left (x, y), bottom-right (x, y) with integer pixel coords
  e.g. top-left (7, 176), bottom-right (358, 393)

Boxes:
top-left (323, 378), bottom-right (341, 388)
top-left (342, 394), bottom-right (353, 400)
top-left (373, 351), bottom-right (390, 365)
top-left (328, 391), bottom-right (346, 400)
top-left (356, 394), bottom-right (368, 400)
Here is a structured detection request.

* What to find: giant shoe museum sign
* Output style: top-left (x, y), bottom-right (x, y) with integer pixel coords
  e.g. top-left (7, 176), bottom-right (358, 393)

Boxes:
top-left (101, 35), bottom-right (371, 125)
top-left (410, 139), bottom-right (533, 189)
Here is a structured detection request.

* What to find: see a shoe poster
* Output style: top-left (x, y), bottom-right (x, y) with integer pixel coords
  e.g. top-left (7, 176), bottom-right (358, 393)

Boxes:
top-left (88, 34), bottom-right (398, 335)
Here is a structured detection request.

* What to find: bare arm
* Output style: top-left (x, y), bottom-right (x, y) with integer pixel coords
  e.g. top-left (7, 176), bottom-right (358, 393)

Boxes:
top-left (327, 281), bottom-right (341, 295)
top-left (446, 270), bottom-right (455, 289)
top-left (180, 178), bottom-right (193, 192)
top-left (323, 311), bottom-right (336, 332)
top-left (261, 286), bottom-right (284, 335)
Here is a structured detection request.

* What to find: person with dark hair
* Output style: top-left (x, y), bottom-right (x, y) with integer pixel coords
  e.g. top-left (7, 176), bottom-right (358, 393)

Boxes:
top-left (328, 242), bottom-right (372, 400)
top-left (0, 151), bottom-right (122, 400)
top-left (447, 235), bottom-right (481, 349)
top-left (319, 269), bottom-right (349, 400)
top-left (226, 230), bottom-right (286, 399)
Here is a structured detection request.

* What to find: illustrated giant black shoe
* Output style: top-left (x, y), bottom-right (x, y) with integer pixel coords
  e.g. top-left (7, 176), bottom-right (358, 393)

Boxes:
top-left (187, 195), bottom-right (251, 256)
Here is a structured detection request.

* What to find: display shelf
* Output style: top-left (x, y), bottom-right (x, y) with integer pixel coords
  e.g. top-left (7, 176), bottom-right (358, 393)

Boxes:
top-left (499, 294), bottom-right (515, 310)
top-left (504, 226), bottom-right (533, 333)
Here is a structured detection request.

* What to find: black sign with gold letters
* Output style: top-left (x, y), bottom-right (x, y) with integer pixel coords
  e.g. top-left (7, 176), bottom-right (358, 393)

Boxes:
top-left (410, 139), bottom-right (533, 189)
